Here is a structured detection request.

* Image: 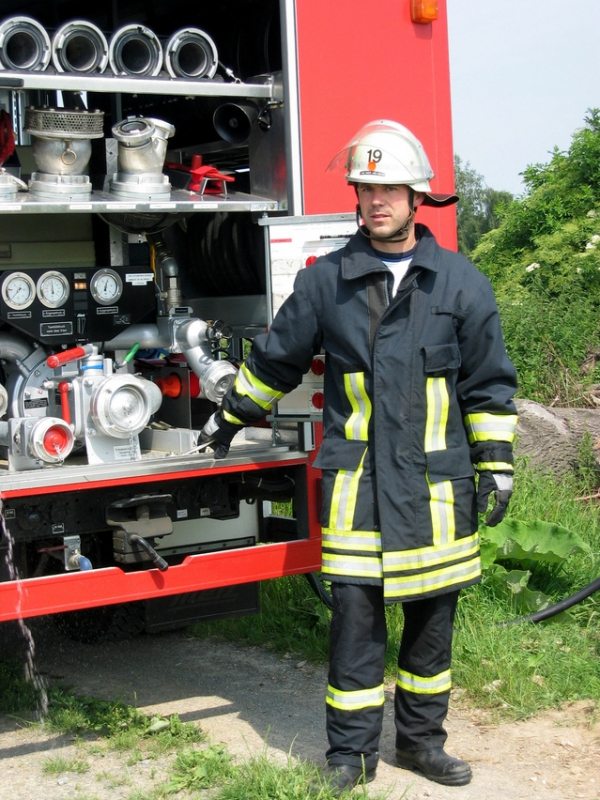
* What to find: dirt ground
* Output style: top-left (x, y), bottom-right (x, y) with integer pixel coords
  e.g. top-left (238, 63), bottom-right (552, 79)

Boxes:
top-left (1, 619), bottom-right (600, 800)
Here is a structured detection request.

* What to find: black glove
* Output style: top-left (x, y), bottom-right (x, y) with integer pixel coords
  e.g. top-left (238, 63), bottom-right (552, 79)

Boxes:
top-left (199, 410), bottom-right (241, 459)
top-left (477, 472), bottom-right (513, 527)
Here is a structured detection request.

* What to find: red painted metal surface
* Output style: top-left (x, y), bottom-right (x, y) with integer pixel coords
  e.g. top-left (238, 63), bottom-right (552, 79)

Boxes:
top-left (0, 537), bottom-right (323, 622)
top-left (0, 457), bottom-right (309, 499)
top-left (295, 0), bottom-right (457, 250)
top-left (1, 447), bottom-right (324, 622)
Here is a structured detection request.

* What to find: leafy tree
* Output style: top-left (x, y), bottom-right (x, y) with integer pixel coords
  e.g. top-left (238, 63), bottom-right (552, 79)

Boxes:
top-left (472, 109), bottom-right (600, 405)
top-left (454, 155), bottom-right (513, 256)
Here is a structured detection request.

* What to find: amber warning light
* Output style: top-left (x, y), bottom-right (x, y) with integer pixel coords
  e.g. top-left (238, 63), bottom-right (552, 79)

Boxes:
top-left (411, 0), bottom-right (438, 23)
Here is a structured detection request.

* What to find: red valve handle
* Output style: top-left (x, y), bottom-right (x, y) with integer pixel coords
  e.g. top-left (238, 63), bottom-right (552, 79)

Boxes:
top-left (47, 345), bottom-right (93, 369)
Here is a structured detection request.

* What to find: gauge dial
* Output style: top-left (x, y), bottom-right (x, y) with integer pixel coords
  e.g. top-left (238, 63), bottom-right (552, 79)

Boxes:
top-left (37, 271), bottom-right (70, 308)
top-left (1, 271), bottom-right (36, 310)
top-left (90, 268), bottom-right (123, 306)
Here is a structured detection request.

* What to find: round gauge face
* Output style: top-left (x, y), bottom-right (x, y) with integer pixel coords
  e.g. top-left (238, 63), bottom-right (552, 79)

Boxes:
top-left (91, 268), bottom-right (123, 306)
top-left (37, 271), bottom-right (70, 308)
top-left (1, 271), bottom-right (36, 310)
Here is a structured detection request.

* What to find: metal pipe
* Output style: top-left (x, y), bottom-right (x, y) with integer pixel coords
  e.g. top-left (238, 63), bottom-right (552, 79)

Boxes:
top-left (164, 27), bottom-right (218, 79)
top-left (51, 20), bottom-right (109, 74)
top-left (0, 16), bottom-right (51, 71)
top-left (108, 24), bottom-right (163, 77)
top-left (0, 332), bottom-right (36, 363)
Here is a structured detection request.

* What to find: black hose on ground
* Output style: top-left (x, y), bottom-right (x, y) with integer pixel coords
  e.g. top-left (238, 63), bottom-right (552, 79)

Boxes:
top-left (499, 574), bottom-right (600, 626)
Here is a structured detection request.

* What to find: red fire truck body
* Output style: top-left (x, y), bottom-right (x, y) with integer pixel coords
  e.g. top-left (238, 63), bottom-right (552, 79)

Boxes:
top-left (0, 0), bottom-right (456, 636)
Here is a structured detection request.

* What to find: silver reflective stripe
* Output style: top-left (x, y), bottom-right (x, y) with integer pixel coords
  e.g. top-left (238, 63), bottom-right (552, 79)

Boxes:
top-left (383, 558), bottom-right (481, 599)
top-left (329, 449), bottom-right (367, 531)
top-left (382, 533), bottom-right (479, 571)
top-left (428, 478), bottom-right (454, 546)
top-left (322, 553), bottom-right (384, 579)
top-left (464, 413), bottom-right (518, 443)
top-left (326, 683), bottom-right (385, 711)
top-left (396, 668), bottom-right (451, 695)
top-left (344, 372), bottom-right (371, 441)
top-left (235, 363), bottom-right (284, 409)
top-left (425, 377), bottom-right (449, 453)
top-left (322, 529), bottom-right (382, 552)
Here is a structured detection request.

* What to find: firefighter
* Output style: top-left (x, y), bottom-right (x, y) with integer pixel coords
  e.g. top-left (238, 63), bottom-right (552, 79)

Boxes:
top-left (201, 120), bottom-right (518, 795)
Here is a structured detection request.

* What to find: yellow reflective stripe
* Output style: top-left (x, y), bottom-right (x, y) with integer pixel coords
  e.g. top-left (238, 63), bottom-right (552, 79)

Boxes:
top-left (396, 668), bottom-right (451, 695)
top-left (383, 556), bottom-right (481, 599)
top-left (343, 372), bottom-right (371, 441)
top-left (234, 363), bottom-right (285, 411)
top-left (424, 377), bottom-right (453, 545)
top-left (425, 377), bottom-right (449, 453)
top-left (329, 448), bottom-right (367, 531)
top-left (382, 532), bottom-right (479, 572)
top-left (464, 412), bottom-right (518, 443)
top-left (322, 529), bottom-right (382, 553)
top-left (476, 462), bottom-right (514, 472)
top-left (222, 409), bottom-right (245, 426)
top-left (326, 683), bottom-right (385, 711)
top-left (322, 552), bottom-right (383, 579)
top-left (428, 477), bottom-right (455, 546)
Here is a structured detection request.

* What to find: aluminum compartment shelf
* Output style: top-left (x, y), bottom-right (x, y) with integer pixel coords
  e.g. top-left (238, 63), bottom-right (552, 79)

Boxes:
top-left (0, 188), bottom-right (282, 213)
top-left (0, 70), bottom-right (274, 99)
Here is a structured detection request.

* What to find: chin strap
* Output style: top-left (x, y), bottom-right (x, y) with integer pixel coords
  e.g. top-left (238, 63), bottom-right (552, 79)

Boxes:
top-left (355, 188), bottom-right (416, 243)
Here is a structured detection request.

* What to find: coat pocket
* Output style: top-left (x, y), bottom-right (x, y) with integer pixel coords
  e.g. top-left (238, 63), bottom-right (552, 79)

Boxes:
top-left (423, 343), bottom-right (461, 374)
top-left (313, 438), bottom-right (368, 471)
top-left (425, 444), bottom-right (474, 482)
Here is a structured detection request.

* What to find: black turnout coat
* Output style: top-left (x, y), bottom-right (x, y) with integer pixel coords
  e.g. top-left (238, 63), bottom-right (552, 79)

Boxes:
top-left (222, 223), bottom-right (518, 603)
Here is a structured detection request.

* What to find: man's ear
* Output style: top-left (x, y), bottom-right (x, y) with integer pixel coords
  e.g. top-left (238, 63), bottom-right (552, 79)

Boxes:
top-left (414, 192), bottom-right (425, 208)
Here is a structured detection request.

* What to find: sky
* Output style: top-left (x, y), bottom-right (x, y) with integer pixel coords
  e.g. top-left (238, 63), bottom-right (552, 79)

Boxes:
top-left (446, 0), bottom-right (600, 196)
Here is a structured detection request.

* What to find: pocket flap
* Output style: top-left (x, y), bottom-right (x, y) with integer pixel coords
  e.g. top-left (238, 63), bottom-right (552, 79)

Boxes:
top-left (423, 343), bottom-right (461, 373)
top-left (426, 445), bottom-right (474, 482)
top-left (313, 438), bottom-right (368, 471)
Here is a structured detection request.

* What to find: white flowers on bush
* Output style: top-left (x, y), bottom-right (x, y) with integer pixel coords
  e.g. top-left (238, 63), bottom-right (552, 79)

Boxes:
top-left (525, 262), bottom-right (541, 272)
top-left (586, 234), bottom-right (600, 250)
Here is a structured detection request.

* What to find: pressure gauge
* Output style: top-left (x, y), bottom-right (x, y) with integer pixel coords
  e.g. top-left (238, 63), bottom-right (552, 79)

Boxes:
top-left (37, 270), bottom-right (70, 308)
top-left (1, 271), bottom-right (36, 310)
top-left (90, 268), bottom-right (123, 306)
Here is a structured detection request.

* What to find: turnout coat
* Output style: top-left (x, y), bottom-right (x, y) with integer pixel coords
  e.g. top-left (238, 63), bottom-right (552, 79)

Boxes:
top-left (222, 224), bottom-right (518, 603)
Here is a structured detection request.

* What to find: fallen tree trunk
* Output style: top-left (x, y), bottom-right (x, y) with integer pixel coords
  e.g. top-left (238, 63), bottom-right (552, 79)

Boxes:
top-left (514, 398), bottom-right (600, 475)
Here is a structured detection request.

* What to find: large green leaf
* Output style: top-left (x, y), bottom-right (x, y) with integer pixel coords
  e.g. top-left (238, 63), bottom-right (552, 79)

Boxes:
top-left (486, 564), bottom-right (572, 621)
top-left (479, 519), bottom-right (590, 564)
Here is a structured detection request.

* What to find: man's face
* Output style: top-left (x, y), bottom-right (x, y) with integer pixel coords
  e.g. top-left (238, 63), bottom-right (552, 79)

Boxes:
top-left (356, 183), bottom-right (418, 243)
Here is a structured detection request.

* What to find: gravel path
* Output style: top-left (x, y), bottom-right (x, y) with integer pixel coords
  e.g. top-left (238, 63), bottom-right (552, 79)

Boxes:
top-left (1, 619), bottom-right (599, 800)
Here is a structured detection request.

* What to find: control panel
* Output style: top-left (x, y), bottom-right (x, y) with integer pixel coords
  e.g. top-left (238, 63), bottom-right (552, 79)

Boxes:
top-left (0, 266), bottom-right (157, 344)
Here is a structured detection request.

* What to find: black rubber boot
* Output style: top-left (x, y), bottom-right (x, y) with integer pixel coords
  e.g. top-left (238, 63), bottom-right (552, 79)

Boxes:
top-left (395, 746), bottom-right (472, 786)
top-left (310, 763), bottom-right (377, 796)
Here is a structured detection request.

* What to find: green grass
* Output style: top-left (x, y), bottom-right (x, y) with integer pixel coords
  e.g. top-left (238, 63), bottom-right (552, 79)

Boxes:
top-left (190, 569), bottom-right (332, 663)
top-left (42, 755), bottom-right (90, 775)
top-left (0, 655), bottom-right (40, 714)
top-left (131, 746), bottom-right (393, 800)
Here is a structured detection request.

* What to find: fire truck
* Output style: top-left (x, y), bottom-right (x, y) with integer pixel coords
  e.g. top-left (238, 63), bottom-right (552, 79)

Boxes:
top-left (0, 0), bottom-right (456, 640)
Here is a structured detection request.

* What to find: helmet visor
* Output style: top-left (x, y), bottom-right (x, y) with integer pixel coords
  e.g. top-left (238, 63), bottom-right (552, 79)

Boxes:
top-left (326, 121), bottom-right (406, 173)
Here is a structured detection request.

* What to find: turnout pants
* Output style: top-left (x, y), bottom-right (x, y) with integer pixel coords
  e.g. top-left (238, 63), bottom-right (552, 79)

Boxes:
top-left (325, 583), bottom-right (459, 771)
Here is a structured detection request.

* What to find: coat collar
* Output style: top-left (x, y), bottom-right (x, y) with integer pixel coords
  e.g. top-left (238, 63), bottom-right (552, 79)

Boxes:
top-left (340, 223), bottom-right (441, 281)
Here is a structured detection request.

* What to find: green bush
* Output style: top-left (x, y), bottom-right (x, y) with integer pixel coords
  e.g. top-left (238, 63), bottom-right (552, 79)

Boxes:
top-left (471, 109), bottom-right (600, 405)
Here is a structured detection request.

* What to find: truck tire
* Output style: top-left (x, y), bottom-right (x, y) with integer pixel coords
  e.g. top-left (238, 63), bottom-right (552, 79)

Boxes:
top-left (54, 601), bottom-right (146, 644)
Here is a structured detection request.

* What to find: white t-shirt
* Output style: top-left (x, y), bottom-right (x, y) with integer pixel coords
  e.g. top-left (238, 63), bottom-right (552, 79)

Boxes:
top-left (373, 245), bottom-right (417, 295)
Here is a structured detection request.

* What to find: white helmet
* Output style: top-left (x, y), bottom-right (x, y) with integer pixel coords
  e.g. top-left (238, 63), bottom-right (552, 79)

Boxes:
top-left (328, 120), bottom-right (458, 207)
